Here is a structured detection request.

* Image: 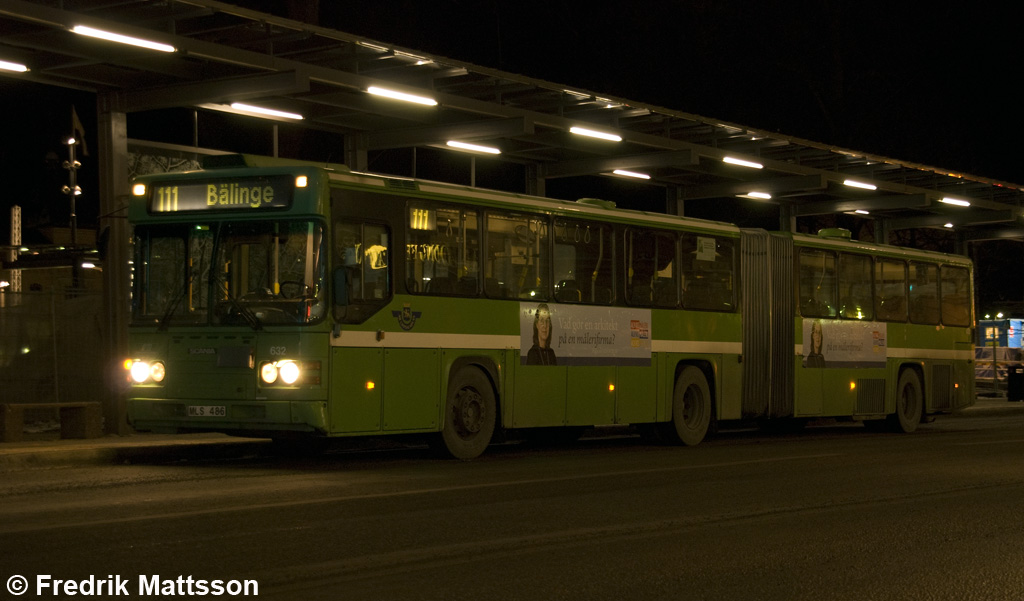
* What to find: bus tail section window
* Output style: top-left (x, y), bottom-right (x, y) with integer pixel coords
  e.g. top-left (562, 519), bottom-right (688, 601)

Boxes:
top-left (908, 261), bottom-right (940, 325)
top-left (334, 221), bottom-right (390, 323)
top-left (838, 253), bottom-right (873, 320)
top-left (681, 234), bottom-right (735, 311)
top-left (940, 265), bottom-right (971, 327)
top-left (407, 204), bottom-right (479, 296)
top-left (874, 258), bottom-right (907, 322)
top-left (797, 248), bottom-right (836, 318)
top-left (484, 212), bottom-right (550, 300)
top-left (625, 229), bottom-right (677, 307)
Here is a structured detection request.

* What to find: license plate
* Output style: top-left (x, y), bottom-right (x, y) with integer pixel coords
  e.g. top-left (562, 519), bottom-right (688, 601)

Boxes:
top-left (187, 405), bottom-right (226, 417)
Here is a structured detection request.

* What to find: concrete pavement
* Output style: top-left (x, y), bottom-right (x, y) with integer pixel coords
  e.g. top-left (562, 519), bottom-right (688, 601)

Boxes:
top-left (0, 397), bottom-right (1020, 469)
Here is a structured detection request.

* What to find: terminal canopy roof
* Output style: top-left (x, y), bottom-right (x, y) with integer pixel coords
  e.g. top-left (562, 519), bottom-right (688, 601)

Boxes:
top-left (2, 0), bottom-right (1023, 243)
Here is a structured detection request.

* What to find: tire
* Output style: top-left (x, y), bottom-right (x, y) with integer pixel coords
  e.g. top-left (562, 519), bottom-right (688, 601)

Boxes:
top-left (437, 367), bottom-right (496, 460)
top-left (889, 368), bottom-right (923, 433)
top-left (660, 366), bottom-right (713, 446)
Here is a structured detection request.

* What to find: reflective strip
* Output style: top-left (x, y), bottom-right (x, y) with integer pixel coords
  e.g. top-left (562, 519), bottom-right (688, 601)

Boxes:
top-left (793, 344), bottom-right (971, 361)
top-left (651, 340), bottom-right (742, 354)
top-left (331, 331), bottom-right (519, 349)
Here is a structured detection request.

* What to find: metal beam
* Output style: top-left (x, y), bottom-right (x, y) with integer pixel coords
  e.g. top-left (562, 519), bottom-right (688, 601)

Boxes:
top-left (795, 194), bottom-right (931, 216)
top-left (110, 70), bottom-right (311, 112)
top-left (680, 174), bottom-right (827, 201)
top-left (887, 210), bottom-right (1018, 231)
top-left (366, 117), bottom-right (535, 150)
top-left (542, 150), bottom-right (698, 179)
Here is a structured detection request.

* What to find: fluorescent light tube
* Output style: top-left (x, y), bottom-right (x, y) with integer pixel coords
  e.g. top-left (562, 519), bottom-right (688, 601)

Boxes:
top-left (939, 197), bottom-right (971, 207)
top-left (612, 169), bottom-right (650, 180)
top-left (72, 25), bottom-right (175, 53)
top-left (0, 60), bottom-right (28, 72)
top-left (367, 86), bottom-right (437, 106)
top-left (843, 179), bottom-right (877, 191)
top-left (446, 141), bottom-right (501, 155)
top-left (570, 126), bottom-right (622, 142)
top-left (230, 103), bottom-right (303, 120)
top-left (723, 156), bottom-right (763, 169)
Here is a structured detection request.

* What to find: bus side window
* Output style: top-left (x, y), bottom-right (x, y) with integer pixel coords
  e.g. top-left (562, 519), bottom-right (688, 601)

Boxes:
top-left (940, 265), bottom-right (971, 327)
top-left (908, 261), bottom-right (940, 325)
top-left (797, 248), bottom-right (836, 318)
top-left (333, 221), bottom-right (390, 323)
top-left (554, 220), bottom-right (614, 305)
top-left (838, 253), bottom-right (873, 320)
top-left (874, 258), bottom-right (907, 322)
top-left (407, 203), bottom-right (479, 296)
top-left (484, 212), bottom-right (549, 300)
top-left (625, 229), bottom-right (677, 307)
top-left (681, 235), bottom-right (735, 311)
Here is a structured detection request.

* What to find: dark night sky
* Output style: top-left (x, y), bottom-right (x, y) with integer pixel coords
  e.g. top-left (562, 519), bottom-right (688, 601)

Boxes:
top-left (3, 1), bottom-right (1024, 308)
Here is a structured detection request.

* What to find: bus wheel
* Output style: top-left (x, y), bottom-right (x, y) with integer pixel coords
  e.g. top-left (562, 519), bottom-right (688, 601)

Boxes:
top-left (890, 368), bottom-right (923, 433)
top-left (438, 367), bottom-right (496, 460)
top-left (663, 366), bottom-right (712, 446)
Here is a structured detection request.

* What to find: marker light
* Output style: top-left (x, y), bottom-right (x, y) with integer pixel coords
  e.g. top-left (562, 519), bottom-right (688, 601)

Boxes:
top-left (132, 183), bottom-right (146, 196)
top-left (295, 176), bottom-right (308, 188)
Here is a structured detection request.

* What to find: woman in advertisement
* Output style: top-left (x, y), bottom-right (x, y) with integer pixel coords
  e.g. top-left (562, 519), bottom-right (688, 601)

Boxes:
top-left (805, 319), bottom-right (826, 368)
top-left (527, 303), bottom-right (557, 365)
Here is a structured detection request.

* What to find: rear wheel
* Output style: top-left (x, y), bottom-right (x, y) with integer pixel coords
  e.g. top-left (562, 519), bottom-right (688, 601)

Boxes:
top-left (437, 367), bottom-right (496, 460)
top-left (889, 368), bottom-right (923, 433)
top-left (659, 366), bottom-right (713, 446)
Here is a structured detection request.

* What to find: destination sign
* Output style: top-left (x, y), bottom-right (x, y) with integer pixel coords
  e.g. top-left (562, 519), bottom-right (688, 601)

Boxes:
top-left (149, 176), bottom-right (293, 212)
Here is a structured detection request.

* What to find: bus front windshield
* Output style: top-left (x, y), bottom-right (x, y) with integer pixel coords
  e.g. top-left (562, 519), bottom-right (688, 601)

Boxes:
top-left (134, 220), bottom-right (326, 327)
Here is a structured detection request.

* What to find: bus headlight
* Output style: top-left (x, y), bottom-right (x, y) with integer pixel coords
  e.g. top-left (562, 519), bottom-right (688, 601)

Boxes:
top-left (260, 361), bottom-right (279, 384)
top-left (279, 361), bottom-right (301, 385)
top-left (259, 360), bottom-right (319, 387)
top-left (127, 359), bottom-right (166, 384)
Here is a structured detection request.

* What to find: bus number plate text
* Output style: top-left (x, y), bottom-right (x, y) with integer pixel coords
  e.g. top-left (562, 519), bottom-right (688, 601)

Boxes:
top-left (188, 405), bottom-right (226, 417)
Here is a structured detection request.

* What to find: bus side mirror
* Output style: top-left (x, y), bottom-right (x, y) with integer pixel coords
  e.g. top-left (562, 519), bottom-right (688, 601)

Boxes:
top-left (333, 267), bottom-right (349, 306)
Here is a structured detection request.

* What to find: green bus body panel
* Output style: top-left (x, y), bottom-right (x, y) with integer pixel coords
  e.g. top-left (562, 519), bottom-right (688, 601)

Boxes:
top-left (125, 161), bottom-right (975, 442)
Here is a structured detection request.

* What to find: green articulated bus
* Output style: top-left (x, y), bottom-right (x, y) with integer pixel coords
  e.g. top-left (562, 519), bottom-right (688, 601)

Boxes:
top-left (125, 155), bottom-right (975, 459)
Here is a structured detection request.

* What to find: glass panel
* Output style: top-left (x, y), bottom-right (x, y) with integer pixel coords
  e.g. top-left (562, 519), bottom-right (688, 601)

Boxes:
top-left (838, 253), bottom-right (873, 320)
top-left (212, 220), bottom-right (327, 326)
top-left (681, 235), bottom-right (735, 311)
top-left (874, 258), bottom-right (907, 322)
top-left (132, 224), bottom-right (212, 326)
top-left (626, 230), bottom-right (677, 307)
top-left (908, 261), bottom-right (940, 325)
top-left (940, 265), bottom-right (971, 327)
top-left (484, 212), bottom-right (549, 300)
top-left (553, 219), bottom-right (614, 304)
top-left (407, 204), bottom-right (479, 295)
top-left (797, 248), bottom-right (836, 317)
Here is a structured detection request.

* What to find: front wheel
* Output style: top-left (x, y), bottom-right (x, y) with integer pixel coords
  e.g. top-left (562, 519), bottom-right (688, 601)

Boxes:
top-left (436, 367), bottom-right (496, 460)
top-left (659, 366), bottom-right (713, 446)
top-left (889, 368), bottom-right (923, 433)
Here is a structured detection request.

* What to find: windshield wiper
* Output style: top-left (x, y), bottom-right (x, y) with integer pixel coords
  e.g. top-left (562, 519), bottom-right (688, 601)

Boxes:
top-left (227, 297), bottom-right (263, 331)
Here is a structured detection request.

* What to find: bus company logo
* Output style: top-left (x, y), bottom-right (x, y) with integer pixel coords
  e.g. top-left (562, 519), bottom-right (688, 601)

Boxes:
top-left (392, 304), bottom-right (422, 331)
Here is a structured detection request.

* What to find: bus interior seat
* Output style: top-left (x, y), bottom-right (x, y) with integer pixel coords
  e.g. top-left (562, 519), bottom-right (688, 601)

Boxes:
top-left (555, 280), bottom-right (581, 302)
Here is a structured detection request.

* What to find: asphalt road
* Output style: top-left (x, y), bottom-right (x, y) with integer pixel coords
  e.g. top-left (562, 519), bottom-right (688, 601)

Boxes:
top-left (2, 414), bottom-right (1024, 600)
